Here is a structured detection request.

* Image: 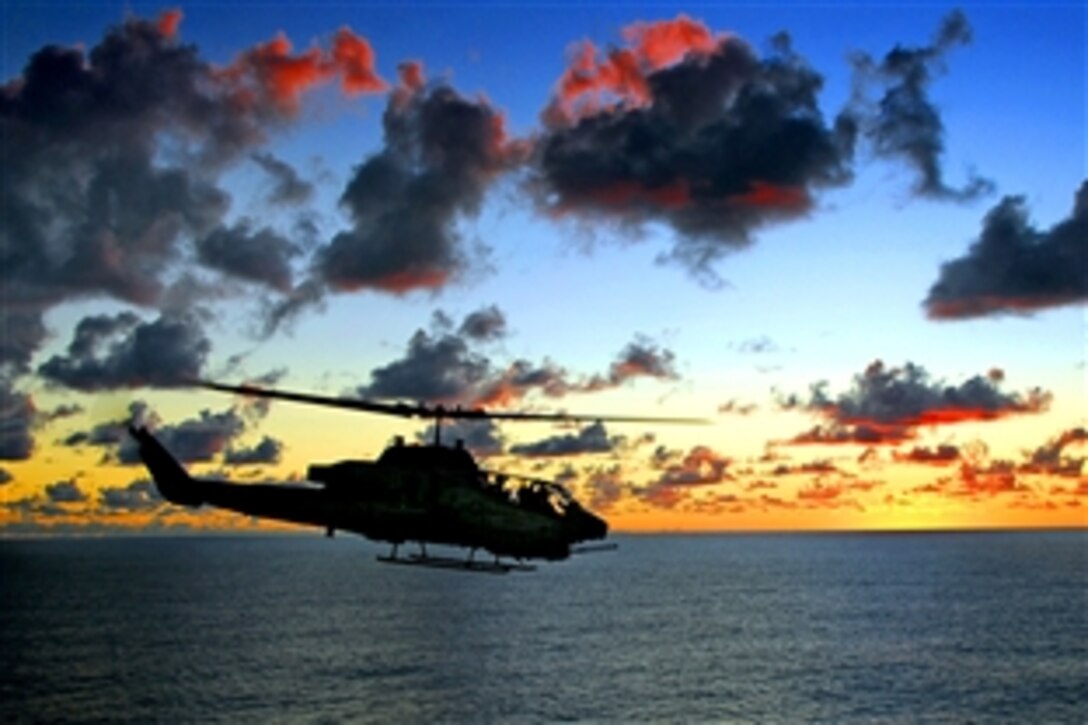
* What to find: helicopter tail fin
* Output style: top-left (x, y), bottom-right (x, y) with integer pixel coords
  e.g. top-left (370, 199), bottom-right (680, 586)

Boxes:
top-left (128, 426), bottom-right (205, 507)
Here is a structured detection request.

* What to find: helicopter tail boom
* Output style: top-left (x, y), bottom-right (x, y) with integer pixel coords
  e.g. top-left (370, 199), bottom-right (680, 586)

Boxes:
top-left (129, 426), bottom-right (205, 507)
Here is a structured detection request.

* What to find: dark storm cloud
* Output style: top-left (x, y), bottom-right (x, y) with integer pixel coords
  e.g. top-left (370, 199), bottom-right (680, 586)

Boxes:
top-left (118, 408), bottom-right (247, 464)
top-left (0, 309), bottom-right (48, 376)
top-left (314, 65), bottom-right (526, 294)
top-left (924, 181), bottom-right (1088, 319)
top-left (45, 480), bottom-right (87, 504)
top-left (851, 10), bottom-right (993, 201)
top-left (783, 360), bottom-right (1051, 446)
top-left (0, 381), bottom-right (35, 460)
top-left (251, 152), bottom-right (314, 205)
top-left (360, 328), bottom-right (492, 403)
top-left (223, 435), bottom-right (284, 465)
top-left (358, 307), bottom-right (548, 406)
top-left (509, 422), bottom-right (618, 457)
top-left (195, 221), bottom-right (298, 292)
top-left (63, 400), bottom-right (248, 466)
top-left (0, 13), bottom-right (386, 372)
top-left (37, 312), bottom-right (211, 391)
top-left (357, 310), bottom-right (681, 409)
top-left (534, 17), bottom-right (857, 280)
top-left (0, 14), bottom-right (242, 370)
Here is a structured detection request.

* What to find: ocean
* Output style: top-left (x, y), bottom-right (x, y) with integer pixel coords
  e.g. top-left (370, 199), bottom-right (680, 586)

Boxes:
top-left (1, 532), bottom-right (1085, 723)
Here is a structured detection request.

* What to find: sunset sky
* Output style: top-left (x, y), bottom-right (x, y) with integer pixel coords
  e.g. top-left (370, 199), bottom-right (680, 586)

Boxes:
top-left (1, 1), bottom-right (1084, 535)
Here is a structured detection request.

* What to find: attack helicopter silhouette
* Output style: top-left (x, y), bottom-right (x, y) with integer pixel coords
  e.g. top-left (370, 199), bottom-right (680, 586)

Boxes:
top-left (130, 380), bottom-right (705, 573)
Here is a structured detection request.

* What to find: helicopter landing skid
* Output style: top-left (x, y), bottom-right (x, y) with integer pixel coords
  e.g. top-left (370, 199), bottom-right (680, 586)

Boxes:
top-left (377, 552), bottom-right (536, 574)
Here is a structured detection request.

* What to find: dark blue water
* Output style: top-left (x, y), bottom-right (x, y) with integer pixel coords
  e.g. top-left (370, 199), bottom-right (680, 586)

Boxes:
top-left (2, 532), bottom-right (1085, 722)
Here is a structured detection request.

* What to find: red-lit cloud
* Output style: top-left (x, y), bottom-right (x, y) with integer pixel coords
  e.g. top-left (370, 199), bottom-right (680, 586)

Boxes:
top-left (534, 14), bottom-right (858, 282)
top-left (156, 8), bottom-right (183, 39)
top-left (220, 27), bottom-right (386, 113)
top-left (621, 15), bottom-right (719, 69)
top-left (782, 360), bottom-right (1051, 446)
top-left (548, 15), bottom-right (722, 124)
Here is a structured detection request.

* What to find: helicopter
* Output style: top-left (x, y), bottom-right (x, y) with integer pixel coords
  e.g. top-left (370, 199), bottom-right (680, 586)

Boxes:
top-left (130, 380), bottom-right (706, 573)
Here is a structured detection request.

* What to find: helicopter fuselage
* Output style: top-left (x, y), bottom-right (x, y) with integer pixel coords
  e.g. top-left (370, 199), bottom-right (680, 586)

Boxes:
top-left (130, 426), bottom-right (606, 562)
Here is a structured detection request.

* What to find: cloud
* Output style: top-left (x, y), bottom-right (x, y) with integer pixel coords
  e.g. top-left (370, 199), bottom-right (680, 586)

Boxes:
top-left (99, 479), bottom-right (163, 511)
top-left (509, 421), bottom-right (618, 457)
top-left (783, 360), bottom-right (1051, 445)
top-left (633, 444), bottom-right (731, 509)
top-left (37, 312), bottom-right (211, 391)
top-left (314, 63), bottom-right (526, 294)
top-left (355, 309), bottom-right (679, 408)
top-left (0, 14), bottom-right (233, 369)
top-left (1020, 427), bottom-right (1086, 478)
top-left (458, 305), bottom-right (508, 342)
top-left (924, 181), bottom-right (1088, 319)
top-left (261, 278), bottom-right (328, 336)
top-left (195, 221), bottom-right (299, 292)
top-left (416, 419), bottom-right (505, 457)
top-left (223, 436), bottom-right (284, 465)
top-left (218, 27), bottom-right (387, 113)
top-left (598, 336), bottom-right (679, 385)
top-left (0, 381), bottom-right (35, 460)
top-left (45, 479), bottom-right (87, 503)
top-left (730, 335), bottom-right (781, 355)
top-left (0, 467), bottom-right (12, 485)
top-left (38, 403), bottom-right (85, 425)
top-left (583, 465), bottom-right (628, 512)
top-left (893, 444), bottom-right (962, 465)
top-left (771, 459), bottom-right (841, 476)
top-left (62, 401), bottom-right (154, 452)
top-left (850, 10), bottom-right (993, 200)
top-left (933, 461), bottom-right (1029, 499)
top-left (534, 15), bottom-right (857, 281)
top-left (718, 399), bottom-right (758, 416)
top-left (0, 13), bottom-right (384, 373)
top-left (360, 327), bottom-right (492, 404)
top-left (123, 407), bottom-right (247, 464)
top-left (63, 401), bottom-right (251, 466)
top-left (653, 445), bottom-right (730, 486)
top-left (251, 152), bottom-right (315, 205)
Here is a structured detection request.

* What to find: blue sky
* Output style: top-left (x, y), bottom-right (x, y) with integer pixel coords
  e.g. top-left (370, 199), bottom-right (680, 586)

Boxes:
top-left (1, 1), bottom-right (1084, 531)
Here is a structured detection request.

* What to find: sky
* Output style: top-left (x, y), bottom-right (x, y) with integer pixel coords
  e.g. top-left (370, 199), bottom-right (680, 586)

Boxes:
top-left (1, 0), bottom-right (1085, 535)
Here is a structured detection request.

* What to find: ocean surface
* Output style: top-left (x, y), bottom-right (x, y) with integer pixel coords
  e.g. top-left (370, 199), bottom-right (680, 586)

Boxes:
top-left (1, 532), bottom-right (1085, 723)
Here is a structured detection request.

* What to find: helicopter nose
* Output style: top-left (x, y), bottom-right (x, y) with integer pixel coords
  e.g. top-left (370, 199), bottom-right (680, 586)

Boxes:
top-left (580, 510), bottom-right (608, 541)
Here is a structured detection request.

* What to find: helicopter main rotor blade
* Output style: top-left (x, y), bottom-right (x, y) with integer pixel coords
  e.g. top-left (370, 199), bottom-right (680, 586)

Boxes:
top-left (192, 380), bottom-right (709, 425)
top-left (193, 380), bottom-right (428, 419)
